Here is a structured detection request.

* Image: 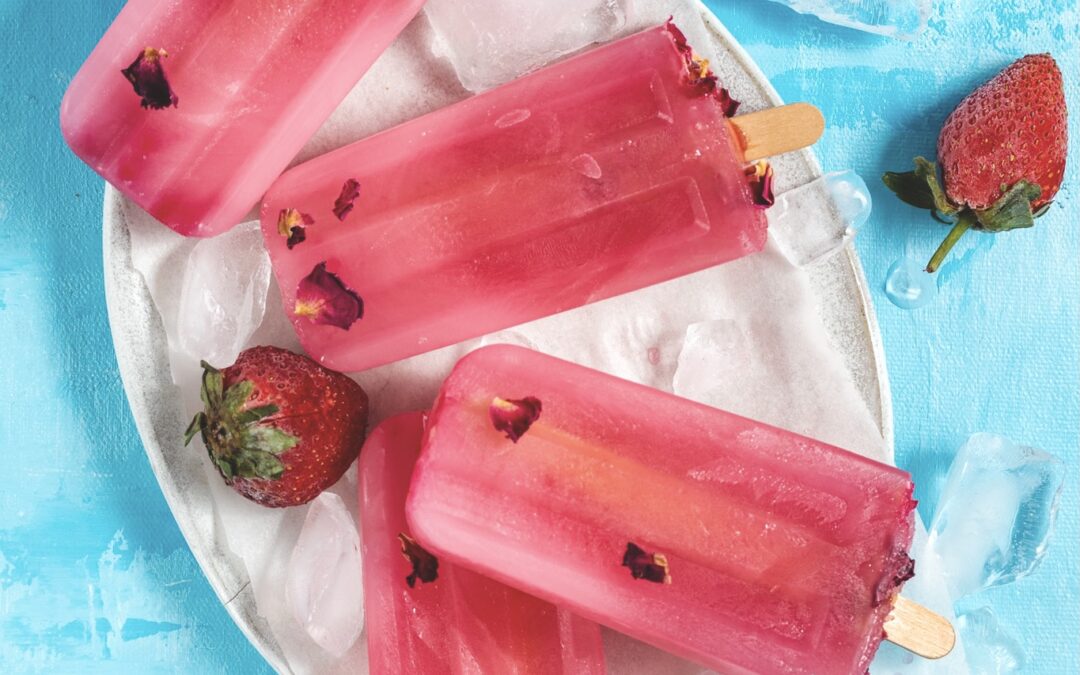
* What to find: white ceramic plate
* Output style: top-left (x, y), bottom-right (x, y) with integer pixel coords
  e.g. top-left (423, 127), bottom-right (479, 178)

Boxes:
top-left (102, 2), bottom-right (892, 672)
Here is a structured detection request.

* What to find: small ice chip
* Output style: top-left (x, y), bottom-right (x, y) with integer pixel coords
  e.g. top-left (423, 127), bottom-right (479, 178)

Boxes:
top-left (957, 607), bottom-right (1025, 674)
top-left (176, 221), bottom-right (271, 366)
top-left (927, 433), bottom-right (1065, 598)
top-left (286, 492), bottom-right (365, 656)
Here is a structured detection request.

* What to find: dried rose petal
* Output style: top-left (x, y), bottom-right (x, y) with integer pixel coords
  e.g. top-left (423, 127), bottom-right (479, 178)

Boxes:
top-left (293, 262), bottom-right (363, 330)
top-left (874, 553), bottom-right (915, 607)
top-left (746, 160), bottom-right (775, 208)
top-left (664, 19), bottom-right (739, 113)
top-left (333, 179), bottom-right (361, 221)
top-left (121, 47), bottom-right (178, 109)
top-left (716, 87), bottom-right (741, 118)
top-left (489, 396), bottom-right (542, 442)
top-left (277, 208), bottom-right (314, 250)
top-left (622, 542), bottom-right (671, 584)
top-left (399, 532), bottom-right (439, 588)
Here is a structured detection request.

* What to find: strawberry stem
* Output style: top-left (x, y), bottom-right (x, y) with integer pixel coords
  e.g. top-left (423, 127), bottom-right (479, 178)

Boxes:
top-left (926, 212), bottom-right (975, 273)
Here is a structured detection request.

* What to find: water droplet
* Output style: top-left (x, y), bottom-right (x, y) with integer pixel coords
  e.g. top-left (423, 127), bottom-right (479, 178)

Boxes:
top-left (494, 108), bottom-right (530, 128)
top-left (885, 257), bottom-right (938, 309)
top-left (570, 153), bottom-right (602, 180)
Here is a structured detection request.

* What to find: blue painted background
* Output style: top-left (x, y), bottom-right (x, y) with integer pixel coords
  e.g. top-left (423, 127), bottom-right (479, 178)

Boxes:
top-left (0, 0), bottom-right (1075, 672)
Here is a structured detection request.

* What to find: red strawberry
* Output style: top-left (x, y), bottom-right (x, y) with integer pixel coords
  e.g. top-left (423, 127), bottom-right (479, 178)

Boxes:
top-left (184, 346), bottom-right (368, 508)
top-left (883, 54), bottom-right (1068, 272)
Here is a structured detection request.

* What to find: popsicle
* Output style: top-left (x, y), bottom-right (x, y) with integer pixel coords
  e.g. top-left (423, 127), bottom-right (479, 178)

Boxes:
top-left (359, 412), bottom-right (606, 674)
top-left (60, 0), bottom-right (425, 237)
top-left (406, 345), bottom-right (952, 674)
top-left (260, 21), bottom-right (824, 372)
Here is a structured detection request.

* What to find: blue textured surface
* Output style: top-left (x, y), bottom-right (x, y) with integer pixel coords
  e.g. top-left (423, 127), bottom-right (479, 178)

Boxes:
top-left (0, 0), bottom-right (1075, 672)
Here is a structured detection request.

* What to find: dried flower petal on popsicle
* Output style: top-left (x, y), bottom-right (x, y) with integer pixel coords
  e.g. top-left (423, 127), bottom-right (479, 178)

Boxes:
top-left (293, 262), bottom-right (363, 329)
top-left (489, 396), bottom-right (542, 442)
top-left (333, 179), bottom-right (361, 221)
top-left (665, 19), bottom-right (739, 113)
top-left (277, 208), bottom-right (313, 250)
top-left (623, 542), bottom-right (672, 584)
top-left (746, 160), bottom-right (775, 207)
top-left (121, 47), bottom-right (178, 109)
top-left (398, 532), bottom-right (439, 588)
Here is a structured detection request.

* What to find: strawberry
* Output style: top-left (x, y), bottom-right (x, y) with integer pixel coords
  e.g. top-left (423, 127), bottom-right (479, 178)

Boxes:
top-left (184, 346), bottom-right (368, 508)
top-left (883, 54), bottom-right (1067, 272)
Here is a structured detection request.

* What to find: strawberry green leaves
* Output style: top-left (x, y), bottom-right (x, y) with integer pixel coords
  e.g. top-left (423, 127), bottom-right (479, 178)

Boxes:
top-left (184, 360), bottom-right (298, 483)
top-left (975, 181), bottom-right (1042, 233)
top-left (883, 158), bottom-right (1045, 272)
top-left (883, 157), bottom-right (957, 217)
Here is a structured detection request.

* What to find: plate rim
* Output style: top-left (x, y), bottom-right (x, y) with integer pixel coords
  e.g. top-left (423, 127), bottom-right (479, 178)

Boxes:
top-left (101, 5), bottom-right (894, 672)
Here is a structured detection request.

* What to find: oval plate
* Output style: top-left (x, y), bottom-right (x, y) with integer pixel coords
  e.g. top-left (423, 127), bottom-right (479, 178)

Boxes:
top-left (102, 2), bottom-right (892, 672)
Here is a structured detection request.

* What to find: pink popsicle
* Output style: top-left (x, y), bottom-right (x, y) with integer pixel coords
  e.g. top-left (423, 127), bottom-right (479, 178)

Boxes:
top-left (260, 21), bottom-right (768, 372)
top-left (406, 345), bottom-right (918, 675)
top-left (359, 412), bottom-right (606, 674)
top-left (61, 0), bottom-right (424, 237)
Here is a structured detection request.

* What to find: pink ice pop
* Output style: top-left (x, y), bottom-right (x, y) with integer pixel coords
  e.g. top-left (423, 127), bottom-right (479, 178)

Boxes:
top-left (406, 345), bottom-right (919, 675)
top-left (60, 0), bottom-right (425, 237)
top-left (359, 412), bottom-right (605, 674)
top-left (260, 21), bottom-right (772, 372)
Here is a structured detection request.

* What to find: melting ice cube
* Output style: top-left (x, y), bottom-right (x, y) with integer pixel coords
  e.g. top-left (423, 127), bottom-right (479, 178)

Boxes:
top-left (768, 170), bottom-right (870, 267)
top-left (885, 256), bottom-right (938, 310)
top-left (763, 0), bottom-right (930, 40)
top-left (176, 220), bottom-right (271, 366)
top-left (956, 607), bottom-right (1025, 674)
top-left (286, 492), bottom-right (365, 656)
top-left (425, 0), bottom-right (631, 92)
top-left (927, 433), bottom-right (1065, 598)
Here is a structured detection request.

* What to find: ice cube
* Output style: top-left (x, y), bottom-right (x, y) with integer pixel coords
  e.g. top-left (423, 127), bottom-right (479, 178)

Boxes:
top-left (927, 433), bottom-right (1065, 598)
top-left (768, 171), bottom-right (870, 267)
top-left (956, 607), bottom-right (1025, 674)
top-left (763, 0), bottom-right (930, 40)
top-left (424, 0), bottom-right (631, 92)
top-left (672, 316), bottom-right (887, 456)
top-left (176, 220), bottom-right (271, 366)
top-left (286, 492), bottom-right (364, 657)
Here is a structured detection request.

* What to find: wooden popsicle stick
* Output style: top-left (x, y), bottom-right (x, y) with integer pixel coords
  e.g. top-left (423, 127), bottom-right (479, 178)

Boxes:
top-left (730, 102), bottom-right (825, 162)
top-left (883, 596), bottom-right (956, 659)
